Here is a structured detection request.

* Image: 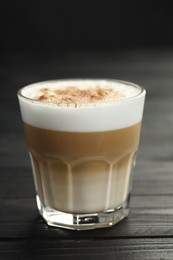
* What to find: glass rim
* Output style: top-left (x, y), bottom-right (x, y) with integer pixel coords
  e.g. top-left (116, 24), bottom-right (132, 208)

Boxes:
top-left (17, 78), bottom-right (146, 108)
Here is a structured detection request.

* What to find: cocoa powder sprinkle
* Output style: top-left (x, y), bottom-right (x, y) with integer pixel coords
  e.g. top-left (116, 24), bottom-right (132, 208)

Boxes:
top-left (36, 86), bottom-right (126, 104)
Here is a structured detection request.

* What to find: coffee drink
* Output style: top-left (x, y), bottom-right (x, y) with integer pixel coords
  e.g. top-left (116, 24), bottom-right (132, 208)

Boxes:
top-left (18, 79), bottom-right (146, 230)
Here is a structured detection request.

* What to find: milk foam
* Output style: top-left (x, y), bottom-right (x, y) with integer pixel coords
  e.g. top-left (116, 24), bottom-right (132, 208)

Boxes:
top-left (18, 79), bottom-right (146, 132)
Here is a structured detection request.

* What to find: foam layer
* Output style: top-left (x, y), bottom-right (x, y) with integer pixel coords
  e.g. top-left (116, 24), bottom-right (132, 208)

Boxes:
top-left (22, 80), bottom-right (139, 103)
top-left (18, 79), bottom-right (146, 132)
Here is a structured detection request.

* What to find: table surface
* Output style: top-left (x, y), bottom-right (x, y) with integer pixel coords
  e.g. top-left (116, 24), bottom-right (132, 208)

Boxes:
top-left (1, 49), bottom-right (173, 259)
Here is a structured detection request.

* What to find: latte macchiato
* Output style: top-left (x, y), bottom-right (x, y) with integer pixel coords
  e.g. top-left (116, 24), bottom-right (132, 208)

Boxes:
top-left (18, 79), bottom-right (146, 230)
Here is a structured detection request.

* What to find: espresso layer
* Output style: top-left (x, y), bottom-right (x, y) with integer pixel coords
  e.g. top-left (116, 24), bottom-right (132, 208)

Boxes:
top-left (24, 122), bottom-right (141, 213)
top-left (24, 122), bottom-right (141, 158)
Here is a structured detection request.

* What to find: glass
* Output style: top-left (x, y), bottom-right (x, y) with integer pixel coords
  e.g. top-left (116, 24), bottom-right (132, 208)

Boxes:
top-left (17, 79), bottom-right (146, 230)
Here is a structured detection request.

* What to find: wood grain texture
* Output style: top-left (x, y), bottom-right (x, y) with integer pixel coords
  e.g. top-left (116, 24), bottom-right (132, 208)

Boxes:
top-left (1, 239), bottom-right (173, 260)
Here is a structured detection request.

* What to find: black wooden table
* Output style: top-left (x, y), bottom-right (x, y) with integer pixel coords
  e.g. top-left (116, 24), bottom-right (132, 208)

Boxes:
top-left (1, 49), bottom-right (173, 259)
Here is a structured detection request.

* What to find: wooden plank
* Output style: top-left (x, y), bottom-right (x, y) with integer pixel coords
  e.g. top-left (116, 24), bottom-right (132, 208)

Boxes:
top-left (1, 196), bottom-right (173, 239)
top-left (0, 168), bottom-right (35, 198)
top-left (1, 238), bottom-right (173, 260)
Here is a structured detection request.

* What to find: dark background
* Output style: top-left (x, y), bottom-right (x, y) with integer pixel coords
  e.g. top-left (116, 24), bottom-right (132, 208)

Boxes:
top-left (1, 0), bottom-right (173, 54)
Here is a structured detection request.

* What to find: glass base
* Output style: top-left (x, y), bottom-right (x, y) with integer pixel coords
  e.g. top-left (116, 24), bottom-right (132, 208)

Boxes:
top-left (36, 195), bottom-right (129, 230)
